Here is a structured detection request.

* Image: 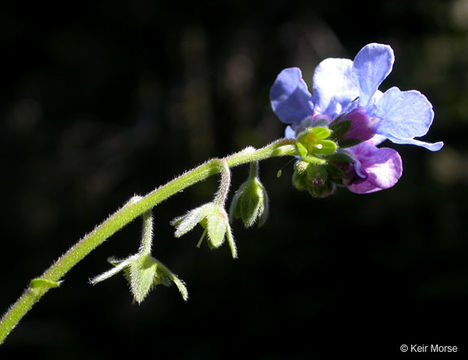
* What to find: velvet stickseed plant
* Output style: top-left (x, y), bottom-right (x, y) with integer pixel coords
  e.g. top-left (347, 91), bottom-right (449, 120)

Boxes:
top-left (0, 43), bottom-right (443, 345)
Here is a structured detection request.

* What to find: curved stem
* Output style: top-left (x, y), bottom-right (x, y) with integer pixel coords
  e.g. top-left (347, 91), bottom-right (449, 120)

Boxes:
top-left (213, 160), bottom-right (231, 206)
top-left (0, 138), bottom-right (296, 344)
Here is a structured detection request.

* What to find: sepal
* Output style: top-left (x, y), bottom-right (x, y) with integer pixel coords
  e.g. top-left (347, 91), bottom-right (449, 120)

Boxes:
top-left (295, 127), bottom-right (338, 163)
top-left (129, 254), bottom-right (188, 303)
top-left (329, 119), bottom-right (352, 140)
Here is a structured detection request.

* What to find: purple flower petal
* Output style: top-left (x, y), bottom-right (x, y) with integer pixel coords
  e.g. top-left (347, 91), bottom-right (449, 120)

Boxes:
top-left (373, 87), bottom-right (438, 147)
top-left (312, 58), bottom-right (359, 118)
top-left (270, 67), bottom-right (314, 126)
top-left (353, 43), bottom-right (394, 106)
top-left (347, 142), bottom-right (402, 194)
top-left (340, 107), bottom-right (379, 142)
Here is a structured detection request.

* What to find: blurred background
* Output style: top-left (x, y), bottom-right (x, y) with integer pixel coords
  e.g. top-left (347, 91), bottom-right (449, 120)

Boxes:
top-left (1, 0), bottom-right (467, 358)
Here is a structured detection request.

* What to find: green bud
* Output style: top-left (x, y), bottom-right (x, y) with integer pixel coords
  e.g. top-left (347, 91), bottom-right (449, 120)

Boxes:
top-left (325, 163), bottom-right (345, 182)
top-left (306, 164), bottom-right (328, 186)
top-left (292, 160), bottom-right (336, 198)
top-left (292, 160), bottom-right (310, 191)
top-left (230, 176), bottom-right (269, 228)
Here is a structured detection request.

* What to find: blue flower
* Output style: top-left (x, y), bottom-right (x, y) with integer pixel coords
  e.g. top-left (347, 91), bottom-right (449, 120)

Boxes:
top-left (271, 43), bottom-right (443, 150)
top-left (270, 43), bottom-right (443, 194)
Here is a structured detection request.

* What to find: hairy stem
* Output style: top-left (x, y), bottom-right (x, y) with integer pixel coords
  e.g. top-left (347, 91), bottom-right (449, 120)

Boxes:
top-left (213, 160), bottom-right (231, 206)
top-left (139, 210), bottom-right (154, 255)
top-left (0, 138), bottom-right (296, 344)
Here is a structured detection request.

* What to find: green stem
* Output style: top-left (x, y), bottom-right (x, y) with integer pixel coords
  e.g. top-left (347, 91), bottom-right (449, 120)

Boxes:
top-left (0, 138), bottom-right (296, 345)
top-left (213, 160), bottom-right (231, 206)
top-left (139, 211), bottom-right (154, 255)
top-left (249, 160), bottom-right (259, 179)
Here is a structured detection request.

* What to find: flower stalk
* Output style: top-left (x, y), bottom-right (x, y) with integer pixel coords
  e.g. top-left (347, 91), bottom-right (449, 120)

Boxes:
top-left (0, 138), bottom-right (296, 345)
top-left (213, 159), bottom-right (231, 206)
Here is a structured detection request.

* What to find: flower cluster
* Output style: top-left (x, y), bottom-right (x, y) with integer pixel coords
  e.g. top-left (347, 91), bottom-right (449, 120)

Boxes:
top-left (270, 43), bottom-right (443, 195)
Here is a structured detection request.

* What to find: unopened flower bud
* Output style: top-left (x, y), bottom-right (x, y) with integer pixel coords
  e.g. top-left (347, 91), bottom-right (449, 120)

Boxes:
top-left (292, 160), bottom-right (336, 198)
top-left (230, 175), bottom-right (269, 228)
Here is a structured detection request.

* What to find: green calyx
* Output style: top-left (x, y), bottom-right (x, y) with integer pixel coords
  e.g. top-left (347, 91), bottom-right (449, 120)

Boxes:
top-left (126, 254), bottom-right (187, 304)
top-left (295, 127), bottom-right (338, 164)
top-left (291, 148), bottom-right (355, 198)
top-left (329, 119), bottom-right (352, 141)
top-left (292, 160), bottom-right (336, 198)
top-left (90, 254), bottom-right (188, 304)
top-left (229, 175), bottom-right (269, 228)
top-left (128, 254), bottom-right (168, 303)
top-left (172, 203), bottom-right (237, 258)
top-left (291, 126), bottom-right (361, 197)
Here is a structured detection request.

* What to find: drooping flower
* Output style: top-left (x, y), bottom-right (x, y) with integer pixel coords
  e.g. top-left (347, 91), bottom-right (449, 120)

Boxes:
top-left (171, 203), bottom-right (238, 258)
top-left (90, 254), bottom-right (188, 303)
top-left (270, 43), bottom-right (443, 194)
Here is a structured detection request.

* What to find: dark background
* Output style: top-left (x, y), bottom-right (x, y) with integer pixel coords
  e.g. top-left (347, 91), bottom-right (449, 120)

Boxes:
top-left (1, 0), bottom-right (467, 358)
